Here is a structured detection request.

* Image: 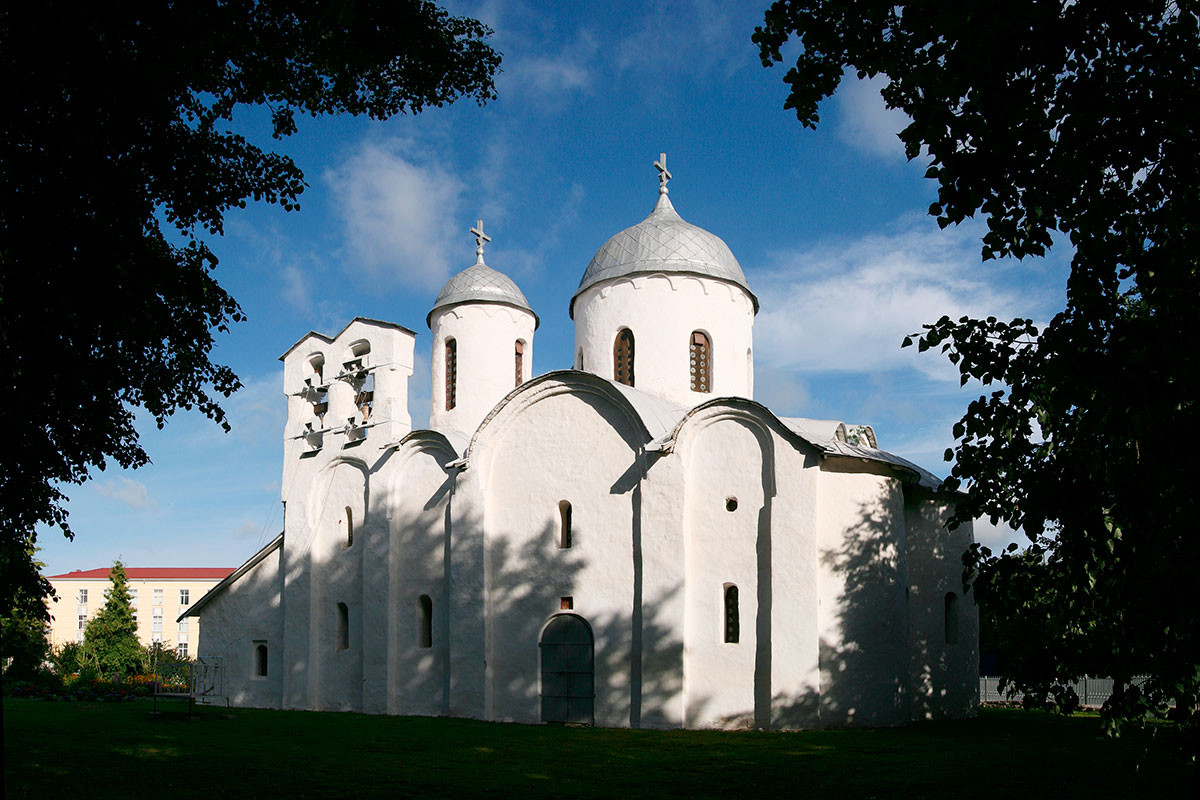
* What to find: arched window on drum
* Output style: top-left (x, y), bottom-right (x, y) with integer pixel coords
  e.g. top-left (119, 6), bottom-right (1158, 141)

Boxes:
top-left (690, 331), bottom-right (712, 393)
top-left (613, 328), bottom-right (635, 387)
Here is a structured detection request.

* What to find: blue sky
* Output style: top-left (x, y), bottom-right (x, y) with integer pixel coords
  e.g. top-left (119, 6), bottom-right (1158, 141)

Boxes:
top-left (38, 0), bottom-right (1069, 577)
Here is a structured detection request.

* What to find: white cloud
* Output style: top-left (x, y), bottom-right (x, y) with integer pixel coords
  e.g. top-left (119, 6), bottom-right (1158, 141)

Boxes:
top-left (754, 217), bottom-right (1040, 381)
top-left (504, 30), bottom-right (597, 98)
top-left (753, 366), bottom-right (810, 417)
top-left (836, 74), bottom-right (911, 159)
top-left (973, 517), bottom-right (1025, 553)
top-left (325, 139), bottom-right (466, 290)
top-left (96, 477), bottom-right (153, 510)
top-left (281, 264), bottom-right (310, 310)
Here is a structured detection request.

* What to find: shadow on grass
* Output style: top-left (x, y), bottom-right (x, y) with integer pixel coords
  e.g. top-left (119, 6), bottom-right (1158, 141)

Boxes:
top-left (3, 700), bottom-right (1190, 799)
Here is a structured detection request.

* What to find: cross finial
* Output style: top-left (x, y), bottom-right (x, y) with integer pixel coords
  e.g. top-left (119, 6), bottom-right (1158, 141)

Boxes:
top-left (654, 152), bottom-right (672, 195)
top-left (470, 219), bottom-right (491, 264)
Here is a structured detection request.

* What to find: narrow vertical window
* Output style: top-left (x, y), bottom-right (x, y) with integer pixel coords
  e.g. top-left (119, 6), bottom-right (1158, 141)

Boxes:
top-left (944, 593), bottom-right (959, 644)
top-left (515, 339), bottom-right (525, 387)
top-left (444, 338), bottom-right (457, 410)
top-left (557, 500), bottom-right (573, 549)
top-left (254, 643), bottom-right (268, 677)
top-left (344, 506), bottom-right (353, 548)
top-left (613, 328), bottom-right (635, 386)
top-left (577, 348), bottom-right (584, 371)
top-left (724, 584), bottom-right (739, 643)
top-left (336, 602), bottom-right (349, 651)
top-left (690, 331), bottom-right (712, 393)
top-left (417, 595), bottom-right (433, 648)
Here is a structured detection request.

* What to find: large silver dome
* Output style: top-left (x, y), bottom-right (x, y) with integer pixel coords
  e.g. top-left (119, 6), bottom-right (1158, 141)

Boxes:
top-left (570, 192), bottom-right (758, 318)
top-left (427, 261), bottom-right (539, 328)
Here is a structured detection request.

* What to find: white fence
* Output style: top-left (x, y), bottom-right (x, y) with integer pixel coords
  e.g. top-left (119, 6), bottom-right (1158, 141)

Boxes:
top-left (980, 675), bottom-right (1148, 707)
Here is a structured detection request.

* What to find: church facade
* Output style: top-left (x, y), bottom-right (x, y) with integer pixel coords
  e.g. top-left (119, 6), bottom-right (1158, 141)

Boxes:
top-left (185, 158), bottom-right (979, 728)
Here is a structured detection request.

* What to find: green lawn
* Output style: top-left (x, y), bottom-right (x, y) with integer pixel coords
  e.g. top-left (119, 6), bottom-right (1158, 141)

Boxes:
top-left (2, 700), bottom-right (1188, 798)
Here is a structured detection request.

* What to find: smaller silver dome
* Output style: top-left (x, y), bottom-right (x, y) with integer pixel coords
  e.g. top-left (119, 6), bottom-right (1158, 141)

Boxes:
top-left (427, 261), bottom-right (539, 329)
top-left (570, 192), bottom-right (758, 318)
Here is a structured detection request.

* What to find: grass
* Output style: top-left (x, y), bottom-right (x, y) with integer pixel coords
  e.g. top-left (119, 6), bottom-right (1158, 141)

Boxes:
top-left (3, 700), bottom-right (1189, 798)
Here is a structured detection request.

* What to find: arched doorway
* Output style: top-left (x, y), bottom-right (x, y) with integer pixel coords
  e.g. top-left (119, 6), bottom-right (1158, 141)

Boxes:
top-left (539, 614), bottom-right (594, 724)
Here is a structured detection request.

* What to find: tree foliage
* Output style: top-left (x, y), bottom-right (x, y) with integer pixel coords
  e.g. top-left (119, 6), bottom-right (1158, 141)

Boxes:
top-left (0, 1), bottom-right (499, 615)
top-left (80, 562), bottom-right (142, 676)
top-left (756, 0), bottom-right (1199, 746)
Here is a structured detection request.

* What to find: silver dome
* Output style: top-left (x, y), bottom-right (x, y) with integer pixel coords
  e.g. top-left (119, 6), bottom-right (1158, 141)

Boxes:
top-left (570, 192), bottom-right (758, 318)
top-left (427, 261), bottom-right (539, 329)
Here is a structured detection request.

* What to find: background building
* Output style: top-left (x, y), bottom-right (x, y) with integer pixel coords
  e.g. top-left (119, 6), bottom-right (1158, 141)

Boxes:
top-left (46, 567), bottom-right (234, 658)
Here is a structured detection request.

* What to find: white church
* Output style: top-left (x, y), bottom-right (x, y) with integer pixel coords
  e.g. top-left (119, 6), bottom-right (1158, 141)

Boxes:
top-left (185, 157), bottom-right (979, 729)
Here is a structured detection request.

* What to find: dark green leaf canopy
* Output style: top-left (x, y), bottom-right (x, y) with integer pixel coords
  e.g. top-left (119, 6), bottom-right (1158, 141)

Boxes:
top-left (757, 0), bottom-right (1199, 745)
top-left (0, 1), bottom-right (499, 617)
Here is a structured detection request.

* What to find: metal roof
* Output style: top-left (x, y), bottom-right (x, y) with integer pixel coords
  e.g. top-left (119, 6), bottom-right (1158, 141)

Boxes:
top-left (48, 567), bottom-right (236, 580)
top-left (427, 261), bottom-right (539, 329)
top-left (570, 192), bottom-right (758, 317)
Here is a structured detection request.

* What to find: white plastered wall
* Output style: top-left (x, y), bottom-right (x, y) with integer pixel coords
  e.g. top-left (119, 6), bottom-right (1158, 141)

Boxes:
top-left (677, 409), bottom-right (820, 730)
top-left (384, 438), bottom-right (455, 716)
top-left (473, 381), bottom-right (646, 727)
top-left (573, 275), bottom-right (755, 407)
top-left (430, 303), bottom-right (536, 437)
top-left (904, 490), bottom-right (979, 719)
top-left (815, 462), bottom-right (911, 727)
top-left (193, 545), bottom-right (284, 708)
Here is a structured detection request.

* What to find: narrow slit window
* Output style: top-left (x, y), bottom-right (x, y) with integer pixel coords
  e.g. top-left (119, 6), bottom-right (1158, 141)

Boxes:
top-left (445, 338), bottom-right (457, 410)
top-left (254, 643), bottom-right (268, 677)
top-left (690, 331), bottom-right (712, 393)
top-left (344, 506), bottom-right (353, 548)
top-left (557, 500), bottom-right (572, 549)
top-left (336, 602), bottom-right (349, 651)
top-left (944, 592), bottom-right (959, 644)
top-left (724, 584), bottom-right (739, 643)
top-left (515, 340), bottom-right (525, 387)
top-left (577, 348), bottom-right (584, 371)
top-left (613, 328), bottom-right (635, 386)
top-left (417, 595), bottom-right (433, 648)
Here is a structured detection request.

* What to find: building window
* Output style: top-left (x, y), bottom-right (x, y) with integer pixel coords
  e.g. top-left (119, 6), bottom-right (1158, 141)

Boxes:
top-left (444, 338), bottom-right (457, 410)
top-left (613, 329), bottom-right (635, 386)
top-left (177, 643), bottom-right (188, 659)
top-left (417, 595), bottom-right (433, 649)
top-left (254, 642), bottom-right (268, 678)
top-left (151, 632), bottom-right (162, 644)
top-left (153, 589), bottom-right (163, 606)
top-left (178, 632), bottom-right (188, 644)
top-left (179, 619), bottom-right (189, 632)
top-left (560, 596), bottom-right (574, 610)
top-left (179, 589), bottom-right (190, 606)
top-left (152, 609), bottom-right (163, 632)
top-left (723, 584), bottom-right (739, 644)
top-left (690, 331), bottom-right (712, 393)
top-left (577, 348), bottom-right (584, 371)
top-left (336, 602), bottom-right (349, 651)
top-left (77, 589), bottom-right (88, 604)
top-left (945, 593), bottom-right (959, 644)
top-left (557, 500), bottom-right (573, 549)
top-left (129, 588), bottom-right (138, 605)
top-left (76, 631), bottom-right (85, 643)
top-left (77, 613), bottom-right (87, 631)
top-left (344, 506), bottom-right (354, 548)
top-left (515, 340), bottom-right (525, 387)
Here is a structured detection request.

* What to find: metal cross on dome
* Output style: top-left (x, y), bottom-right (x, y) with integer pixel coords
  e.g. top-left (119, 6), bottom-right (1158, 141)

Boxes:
top-left (654, 152), bottom-right (672, 194)
top-left (470, 219), bottom-right (491, 263)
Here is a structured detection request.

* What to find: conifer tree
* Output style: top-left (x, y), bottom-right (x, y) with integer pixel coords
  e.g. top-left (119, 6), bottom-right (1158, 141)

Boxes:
top-left (81, 561), bottom-right (141, 677)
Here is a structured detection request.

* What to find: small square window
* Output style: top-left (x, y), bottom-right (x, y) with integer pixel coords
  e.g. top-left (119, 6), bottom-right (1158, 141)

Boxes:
top-left (560, 596), bottom-right (574, 610)
top-left (179, 589), bottom-right (190, 606)
top-left (177, 643), bottom-right (188, 659)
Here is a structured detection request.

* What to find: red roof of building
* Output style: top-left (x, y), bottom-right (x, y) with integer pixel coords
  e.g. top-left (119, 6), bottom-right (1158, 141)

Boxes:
top-left (47, 567), bottom-right (236, 580)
